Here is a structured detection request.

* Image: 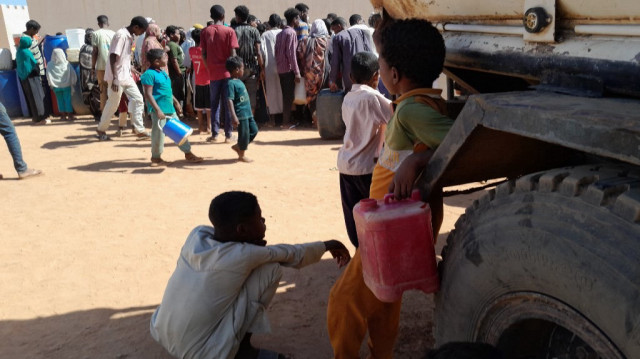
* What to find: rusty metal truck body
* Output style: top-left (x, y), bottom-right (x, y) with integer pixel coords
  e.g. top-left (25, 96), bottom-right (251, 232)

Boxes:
top-left (373, 1), bottom-right (640, 357)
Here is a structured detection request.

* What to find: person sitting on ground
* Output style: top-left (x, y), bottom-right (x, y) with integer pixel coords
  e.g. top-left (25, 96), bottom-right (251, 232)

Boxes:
top-left (47, 48), bottom-right (77, 121)
top-left (141, 49), bottom-right (203, 167)
top-left (226, 56), bottom-right (258, 163)
top-left (150, 190), bottom-right (350, 359)
top-left (0, 102), bottom-right (42, 180)
top-left (337, 51), bottom-right (392, 248)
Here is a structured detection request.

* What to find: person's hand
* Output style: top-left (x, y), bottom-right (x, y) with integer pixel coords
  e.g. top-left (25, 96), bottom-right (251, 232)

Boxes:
top-left (174, 103), bottom-right (183, 116)
top-left (111, 82), bottom-right (119, 92)
top-left (232, 117), bottom-right (240, 127)
top-left (324, 240), bottom-right (351, 268)
top-left (388, 153), bottom-right (426, 200)
top-left (157, 110), bottom-right (166, 119)
top-left (259, 69), bottom-right (265, 83)
top-left (294, 74), bottom-right (301, 84)
top-left (329, 82), bottom-right (338, 92)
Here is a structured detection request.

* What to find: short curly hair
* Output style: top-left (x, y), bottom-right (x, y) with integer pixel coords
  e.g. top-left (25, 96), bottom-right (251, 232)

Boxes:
top-left (209, 191), bottom-right (258, 230)
top-left (376, 19), bottom-right (445, 88)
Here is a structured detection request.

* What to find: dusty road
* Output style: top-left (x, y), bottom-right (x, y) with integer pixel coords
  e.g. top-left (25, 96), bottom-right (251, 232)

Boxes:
top-left (0, 115), bottom-right (482, 358)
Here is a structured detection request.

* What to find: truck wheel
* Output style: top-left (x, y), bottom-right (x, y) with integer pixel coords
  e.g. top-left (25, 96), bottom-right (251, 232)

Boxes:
top-left (435, 164), bottom-right (640, 358)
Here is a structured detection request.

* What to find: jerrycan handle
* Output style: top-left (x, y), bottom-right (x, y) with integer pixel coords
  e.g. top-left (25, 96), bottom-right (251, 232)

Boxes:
top-left (384, 189), bottom-right (422, 204)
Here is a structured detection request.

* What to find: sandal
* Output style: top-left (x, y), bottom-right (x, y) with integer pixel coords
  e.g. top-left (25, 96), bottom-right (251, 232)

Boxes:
top-left (185, 153), bottom-right (203, 163)
top-left (150, 158), bottom-right (171, 167)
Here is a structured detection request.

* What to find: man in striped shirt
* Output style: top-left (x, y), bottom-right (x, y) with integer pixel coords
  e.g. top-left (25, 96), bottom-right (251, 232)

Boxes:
top-left (274, 8), bottom-right (301, 128)
top-left (23, 20), bottom-right (52, 123)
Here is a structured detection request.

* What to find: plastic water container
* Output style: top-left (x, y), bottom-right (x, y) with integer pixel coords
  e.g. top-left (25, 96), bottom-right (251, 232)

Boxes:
top-left (66, 48), bottom-right (80, 63)
top-left (43, 35), bottom-right (68, 63)
top-left (293, 78), bottom-right (307, 105)
top-left (163, 118), bottom-right (193, 145)
top-left (316, 89), bottom-right (345, 140)
top-left (0, 48), bottom-right (12, 70)
top-left (0, 70), bottom-right (24, 117)
top-left (65, 29), bottom-right (85, 49)
top-left (354, 190), bottom-right (439, 302)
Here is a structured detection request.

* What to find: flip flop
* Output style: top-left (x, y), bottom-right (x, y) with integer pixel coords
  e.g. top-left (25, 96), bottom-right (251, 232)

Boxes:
top-left (256, 349), bottom-right (286, 359)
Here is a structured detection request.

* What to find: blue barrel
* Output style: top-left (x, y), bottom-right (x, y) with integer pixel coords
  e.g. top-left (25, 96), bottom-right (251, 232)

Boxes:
top-left (43, 35), bottom-right (68, 63)
top-left (316, 89), bottom-right (346, 140)
top-left (0, 70), bottom-right (23, 117)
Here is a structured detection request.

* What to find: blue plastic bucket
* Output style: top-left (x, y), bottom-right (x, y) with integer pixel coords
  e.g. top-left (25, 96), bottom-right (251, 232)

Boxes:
top-left (163, 118), bottom-right (193, 146)
top-left (43, 35), bottom-right (68, 63)
top-left (0, 70), bottom-right (23, 117)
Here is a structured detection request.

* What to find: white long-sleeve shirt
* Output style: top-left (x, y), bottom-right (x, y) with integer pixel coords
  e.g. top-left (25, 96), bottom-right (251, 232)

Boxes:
top-left (337, 84), bottom-right (393, 175)
top-left (150, 225), bottom-right (325, 359)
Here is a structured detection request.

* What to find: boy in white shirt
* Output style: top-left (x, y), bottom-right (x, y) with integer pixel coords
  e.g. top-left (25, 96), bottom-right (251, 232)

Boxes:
top-left (336, 51), bottom-right (393, 247)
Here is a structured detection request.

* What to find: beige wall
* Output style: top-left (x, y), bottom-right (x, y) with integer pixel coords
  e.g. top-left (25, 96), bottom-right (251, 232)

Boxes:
top-left (26, 0), bottom-right (374, 35)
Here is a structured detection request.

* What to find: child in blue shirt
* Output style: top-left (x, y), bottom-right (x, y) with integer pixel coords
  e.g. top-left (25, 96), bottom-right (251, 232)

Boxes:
top-left (141, 49), bottom-right (203, 167)
top-left (226, 56), bottom-right (259, 163)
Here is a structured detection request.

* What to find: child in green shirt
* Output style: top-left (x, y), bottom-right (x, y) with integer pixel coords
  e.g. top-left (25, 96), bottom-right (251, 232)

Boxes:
top-left (141, 49), bottom-right (202, 167)
top-left (226, 56), bottom-right (259, 163)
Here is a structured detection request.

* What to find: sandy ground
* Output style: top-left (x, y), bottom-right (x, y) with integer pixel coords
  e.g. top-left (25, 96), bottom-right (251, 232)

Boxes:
top-left (0, 115), bottom-right (483, 359)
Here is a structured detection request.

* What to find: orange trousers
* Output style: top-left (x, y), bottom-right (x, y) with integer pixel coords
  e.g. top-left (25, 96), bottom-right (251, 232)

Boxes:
top-left (327, 249), bottom-right (402, 359)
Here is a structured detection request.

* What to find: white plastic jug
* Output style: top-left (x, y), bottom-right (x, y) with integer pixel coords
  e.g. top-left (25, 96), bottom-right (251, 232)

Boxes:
top-left (0, 48), bottom-right (12, 70)
top-left (65, 28), bottom-right (85, 49)
top-left (294, 78), bottom-right (307, 105)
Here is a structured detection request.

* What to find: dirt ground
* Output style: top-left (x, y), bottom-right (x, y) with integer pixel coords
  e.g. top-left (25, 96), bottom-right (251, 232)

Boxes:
top-left (0, 115), bottom-right (483, 359)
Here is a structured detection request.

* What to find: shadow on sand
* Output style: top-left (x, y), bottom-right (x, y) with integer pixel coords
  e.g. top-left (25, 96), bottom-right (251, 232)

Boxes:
top-left (69, 158), bottom-right (237, 173)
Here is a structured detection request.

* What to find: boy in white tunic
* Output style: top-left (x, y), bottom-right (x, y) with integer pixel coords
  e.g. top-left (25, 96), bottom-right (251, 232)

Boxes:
top-left (150, 191), bottom-right (350, 359)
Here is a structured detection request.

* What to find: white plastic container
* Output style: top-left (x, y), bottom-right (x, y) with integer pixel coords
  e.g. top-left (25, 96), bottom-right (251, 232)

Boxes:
top-left (65, 28), bottom-right (85, 49)
top-left (0, 48), bottom-right (12, 70)
top-left (294, 78), bottom-right (307, 105)
top-left (66, 48), bottom-right (80, 63)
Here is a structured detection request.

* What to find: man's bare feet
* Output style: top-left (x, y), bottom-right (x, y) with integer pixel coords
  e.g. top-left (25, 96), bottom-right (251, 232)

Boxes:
top-left (238, 156), bottom-right (253, 163)
top-left (231, 144), bottom-right (240, 155)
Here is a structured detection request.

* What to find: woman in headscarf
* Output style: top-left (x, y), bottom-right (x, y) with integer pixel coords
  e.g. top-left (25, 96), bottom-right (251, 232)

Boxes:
top-left (140, 24), bottom-right (169, 73)
top-left (47, 48), bottom-right (77, 121)
top-left (15, 36), bottom-right (46, 123)
top-left (296, 19), bottom-right (330, 125)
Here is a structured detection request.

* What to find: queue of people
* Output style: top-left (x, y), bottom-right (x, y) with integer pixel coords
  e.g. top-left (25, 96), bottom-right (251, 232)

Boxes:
top-left (2, 4), bottom-right (469, 359)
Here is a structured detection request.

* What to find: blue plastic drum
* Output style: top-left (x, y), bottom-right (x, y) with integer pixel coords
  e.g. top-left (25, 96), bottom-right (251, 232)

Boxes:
top-left (43, 35), bottom-right (68, 63)
top-left (162, 118), bottom-right (193, 146)
top-left (0, 70), bottom-right (23, 117)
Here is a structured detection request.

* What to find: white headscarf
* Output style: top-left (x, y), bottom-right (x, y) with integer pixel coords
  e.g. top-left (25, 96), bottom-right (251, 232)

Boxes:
top-left (310, 19), bottom-right (328, 37)
top-left (46, 48), bottom-right (76, 88)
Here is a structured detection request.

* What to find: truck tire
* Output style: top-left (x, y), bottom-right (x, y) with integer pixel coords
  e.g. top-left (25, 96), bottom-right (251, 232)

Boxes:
top-left (435, 164), bottom-right (640, 358)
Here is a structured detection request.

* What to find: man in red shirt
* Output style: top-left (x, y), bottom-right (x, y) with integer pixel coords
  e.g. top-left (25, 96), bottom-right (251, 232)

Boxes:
top-left (200, 5), bottom-right (238, 142)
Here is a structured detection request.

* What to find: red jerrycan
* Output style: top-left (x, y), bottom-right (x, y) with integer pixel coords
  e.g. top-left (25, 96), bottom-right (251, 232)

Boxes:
top-left (354, 189), bottom-right (439, 302)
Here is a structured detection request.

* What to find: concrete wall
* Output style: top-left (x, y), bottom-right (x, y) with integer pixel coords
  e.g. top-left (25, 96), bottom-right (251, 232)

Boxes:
top-left (25, 0), bottom-right (374, 36)
top-left (0, 4), bottom-right (30, 57)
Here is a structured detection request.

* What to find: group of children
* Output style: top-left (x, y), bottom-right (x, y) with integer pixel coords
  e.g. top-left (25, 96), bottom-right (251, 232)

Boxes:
top-left (147, 14), bottom-right (484, 359)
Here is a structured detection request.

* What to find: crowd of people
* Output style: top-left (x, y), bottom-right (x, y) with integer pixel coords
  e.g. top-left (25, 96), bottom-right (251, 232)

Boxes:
top-left (2, 3), bottom-right (507, 359)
